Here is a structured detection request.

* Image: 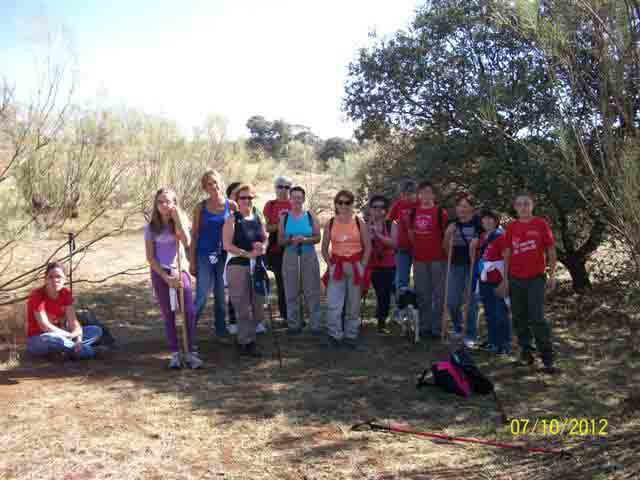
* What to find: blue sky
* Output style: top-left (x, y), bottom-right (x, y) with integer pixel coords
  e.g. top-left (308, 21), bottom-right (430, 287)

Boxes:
top-left (0, 0), bottom-right (418, 139)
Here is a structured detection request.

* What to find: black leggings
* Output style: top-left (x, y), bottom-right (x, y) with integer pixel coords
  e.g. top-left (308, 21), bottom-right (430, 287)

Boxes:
top-left (371, 267), bottom-right (395, 327)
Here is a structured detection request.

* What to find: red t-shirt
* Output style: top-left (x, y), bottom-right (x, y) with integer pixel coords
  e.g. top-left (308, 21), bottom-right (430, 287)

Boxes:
top-left (263, 199), bottom-right (291, 254)
top-left (389, 199), bottom-right (418, 250)
top-left (480, 231), bottom-right (506, 283)
top-left (407, 206), bottom-right (448, 262)
top-left (26, 287), bottom-right (73, 337)
top-left (369, 221), bottom-right (395, 269)
top-left (505, 217), bottom-right (555, 279)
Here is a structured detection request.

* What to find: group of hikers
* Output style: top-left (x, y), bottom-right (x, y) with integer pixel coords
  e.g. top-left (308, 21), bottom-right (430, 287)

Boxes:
top-left (24, 170), bottom-right (558, 374)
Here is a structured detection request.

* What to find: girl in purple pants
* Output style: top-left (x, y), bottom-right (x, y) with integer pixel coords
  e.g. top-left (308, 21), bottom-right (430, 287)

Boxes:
top-left (144, 188), bottom-right (201, 369)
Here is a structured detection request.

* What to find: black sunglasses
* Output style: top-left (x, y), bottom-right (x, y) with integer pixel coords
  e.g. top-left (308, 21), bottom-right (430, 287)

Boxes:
top-left (276, 185), bottom-right (291, 190)
top-left (238, 196), bottom-right (255, 201)
top-left (336, 200), bottom-right (353, 206)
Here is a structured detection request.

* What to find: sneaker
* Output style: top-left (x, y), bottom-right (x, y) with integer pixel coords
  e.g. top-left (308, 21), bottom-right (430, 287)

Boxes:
top-left (479, 343), bottom-right (498, 353)
top-left (324, 336), bottom-right (341, 350)
top-left (520, 351), bottom-right (535, 366)
top-left (168, 352), bottom-right (182, 369)
top-left (227, 324), bottom-right (238, 335)
top-left (185, 352), bottom-right (203, 369)
top-left (256, 322), bottom-right (267, 334)
top-left (377, 326), bottom-right (391, 335)
top-left (463, 338), bottom-right (477, 349)
top-left (343, 338), bottom-right (363, 351)
top-left (393, 310), bottom-right (402, 323)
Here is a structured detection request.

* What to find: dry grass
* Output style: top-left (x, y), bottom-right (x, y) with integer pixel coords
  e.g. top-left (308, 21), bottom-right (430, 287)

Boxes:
top-left (1, 227), bottom-right (639, 479)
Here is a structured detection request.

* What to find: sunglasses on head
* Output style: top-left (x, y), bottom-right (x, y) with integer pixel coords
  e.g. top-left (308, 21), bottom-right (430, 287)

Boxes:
top-left (238, 196), bottom-right (255, 201)
top-left (276, 185), bottom-right (291, 190)
top-left (336, 200), bottom-right (352, 206)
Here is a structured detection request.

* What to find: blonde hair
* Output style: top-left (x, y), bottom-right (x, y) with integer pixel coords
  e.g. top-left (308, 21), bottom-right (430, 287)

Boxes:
top-left (201, 169), bottom-right (225, 191)
top-left (235, 183), bottom-right (257, 198)
top-left (149, 188), bottom-right (185, 236)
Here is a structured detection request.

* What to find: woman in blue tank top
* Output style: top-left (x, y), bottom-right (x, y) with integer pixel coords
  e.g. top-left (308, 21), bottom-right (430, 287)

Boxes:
top-left (190, 170), bottom-right (236, 338)
top-left (277, 186), bottom-right (322, 335)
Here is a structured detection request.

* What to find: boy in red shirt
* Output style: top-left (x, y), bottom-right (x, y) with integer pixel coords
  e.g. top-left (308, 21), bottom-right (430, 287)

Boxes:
top-left (404, 181), bottom-right (448, 339)
top-left (263, 176), bottom-right (293, 322)
top-left (499, 192), bottom-right (557, 373)
top-left (389, 180), bottom-right (418, 293)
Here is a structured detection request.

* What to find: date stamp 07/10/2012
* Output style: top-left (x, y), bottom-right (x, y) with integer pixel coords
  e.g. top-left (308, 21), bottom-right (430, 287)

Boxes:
top-left (508, 418), bottom-right (609, 436)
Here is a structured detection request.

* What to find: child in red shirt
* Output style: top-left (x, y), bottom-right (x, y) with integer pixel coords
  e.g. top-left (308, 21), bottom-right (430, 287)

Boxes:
top-left (476, 210), bottom-right (511, 354)
top-left (389, 180), bottom-right (418, 293)
top-left (405, 181), bottom-right (448, 339)
top-left (500, 192), bottom-right (557, 373)
top-left (26, 262), bottom-right (102, 360)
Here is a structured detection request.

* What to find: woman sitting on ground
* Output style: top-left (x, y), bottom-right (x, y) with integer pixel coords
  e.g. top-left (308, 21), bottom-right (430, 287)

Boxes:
top-left (26, 262), bottom-right (103, 360)
top-left (222, 183), bottom-right (268, 357)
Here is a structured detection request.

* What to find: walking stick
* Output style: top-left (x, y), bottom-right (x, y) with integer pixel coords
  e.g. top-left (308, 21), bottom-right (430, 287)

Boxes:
top-left (176, 239), bottom-right (190, 357)
top-left (441, 233), bottom-right (454, 341)
top-left (264, 274), bottom-right (283, 368)
top-left (462, 251), bottom-right (476, 348)
top-left (298, 243), bottom-right (304, 328)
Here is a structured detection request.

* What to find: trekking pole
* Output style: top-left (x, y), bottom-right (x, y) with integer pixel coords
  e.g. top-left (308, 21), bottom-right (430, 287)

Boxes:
top-left (298, 243), bottom-right (304, 328)
top-left (462, 251), bottom-right (476, 349)
top-left (441, 233), bottom-right (454, 341)
top-left (66, 232), bottom-right (76, 331)
top-left (176, 239), bottom-right (190, 357)
top-left (265, 274), bottom-right (283, 368)
top-left (351, 420), bottom-right (571, 456)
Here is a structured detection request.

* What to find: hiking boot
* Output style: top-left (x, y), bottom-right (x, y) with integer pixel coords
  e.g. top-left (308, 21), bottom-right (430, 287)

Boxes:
top-left (541, 351), bottom-right (555, 374)
top-left (463, 338), bottom-right (477, 349)
top-left (185, 352), bottom-right (203, 369)
top-left (239, 342), bottom-right (261, 358)
top-left (519, 351), bottom-right (535, 366)
top-left (542, 364), bottom-right (558, 375)
top-left (286, 327), bottom-right (303, 336)
top-left (168, 352), bottom-right (182, 369)
top-left (377, 326), bottom-right (391, 336)
top-left (310, 328), bottom-right (324, 336)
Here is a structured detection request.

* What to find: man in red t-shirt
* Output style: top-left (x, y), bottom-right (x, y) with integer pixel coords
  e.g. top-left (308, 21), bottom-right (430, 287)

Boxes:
top-left (389, 180), bottom-right (418, 292)
top-left (404, 181), bottom-right (448, 339)
top-left (499, 192), bottom-right (557, 373)
top-left (26, 262), bottom-right (103, 360)
top-left (263, 176), bottom-right (293, 322)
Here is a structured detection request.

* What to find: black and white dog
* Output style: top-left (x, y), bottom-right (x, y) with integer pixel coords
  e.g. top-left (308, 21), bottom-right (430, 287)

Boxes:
top-left (394, 288), bottom-right (420, 344)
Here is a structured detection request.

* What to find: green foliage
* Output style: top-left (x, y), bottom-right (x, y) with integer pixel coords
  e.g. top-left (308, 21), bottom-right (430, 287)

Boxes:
top-left (343, 0), bottom-right (611, 290)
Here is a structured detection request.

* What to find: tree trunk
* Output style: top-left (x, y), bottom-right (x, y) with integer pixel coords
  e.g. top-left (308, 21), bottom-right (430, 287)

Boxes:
top-left (562, 255), bottom-right (592, 292)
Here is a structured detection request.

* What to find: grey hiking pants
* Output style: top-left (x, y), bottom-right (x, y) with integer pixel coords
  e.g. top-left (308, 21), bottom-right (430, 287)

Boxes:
top-left (414, 260), bottom-right (446, 336)
top-left (282, 248), bottom-right (322, 330)
top-left (326, 262), bottom-right (362, 341)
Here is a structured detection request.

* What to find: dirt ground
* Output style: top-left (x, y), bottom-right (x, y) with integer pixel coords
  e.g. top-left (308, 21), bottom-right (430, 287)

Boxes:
top-left (1, 230), bottom-right (640, 480)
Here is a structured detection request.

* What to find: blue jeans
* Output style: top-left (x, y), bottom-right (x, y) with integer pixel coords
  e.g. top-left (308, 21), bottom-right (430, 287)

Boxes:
top-left (26, 325), bottom-right (103, 359)
top-left (479, 282), bottom-right (512, 351)
top-left (194, 253), bottom-right (227, 336)
top-left (447, 264), bottom-right (479, 341)
top-left (395, 250), bottom-right (413, 292)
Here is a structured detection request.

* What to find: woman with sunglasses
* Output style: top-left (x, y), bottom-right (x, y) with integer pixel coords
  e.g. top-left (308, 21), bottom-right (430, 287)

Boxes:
top-left (367, 195), bottom-right (395, 334)
top-left (223, 184), bottom-right (268, 357)
top-left (499, 192), bottom-right (557, 373)
top-left (25, 262), bottom-right (103, 360)
top-left (321, 190), bottom-right (371, 349)
top-left (263, 176), bottom-right (293, 324)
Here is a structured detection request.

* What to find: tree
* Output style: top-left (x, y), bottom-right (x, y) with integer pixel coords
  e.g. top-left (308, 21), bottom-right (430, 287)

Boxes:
top-left (494, 0), bottom-right (640, 280)
top-left (343, 0), bottom-right (607, 290)
top-left (317, 137), bottom-right (356, 163)
top-left (245, 115), bottom-right (292, 159)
